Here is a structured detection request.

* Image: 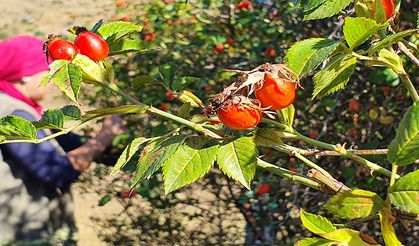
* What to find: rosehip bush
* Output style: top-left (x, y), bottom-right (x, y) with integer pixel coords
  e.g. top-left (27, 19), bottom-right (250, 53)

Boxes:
top-left (1, 0), bottom-right (418, 245)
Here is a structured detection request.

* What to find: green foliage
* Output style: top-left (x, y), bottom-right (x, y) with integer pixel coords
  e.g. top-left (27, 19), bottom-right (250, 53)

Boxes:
top-left (343, 17), bottom-right (384, 49)
top-left (368, 29), bottom-right (418, 55)
top-left (312, 55), bottom-right (357, 99)
top-left (36, 109), bottom-right (65, 130)
top-left (82, 105), bottom-right (146, 121)
top-left (109, 39), bottom-right (154, 56)
top-left (132, 135), bottom-right (188, 188)
top-left (295, 237), bottom-right (334, 246)
top-left (72, 54), bottom-right (106, 83)
top-left (302, 0), bottom-right (352, 21)
top-left (97, 21), bottom-right (142, 42)
top-left (254, 128), bottom-right (285, 148)
top-left (389, 170), bottom-right (419, 214)
top-left (217, 137), bottom-right (257, 189)
top-left (379, 206), bottom-right (403, 246)
top-left (0, 116), bottom-right (37, 140)
top-left (324, 189), bottom-right (385, 220)
top-left (321, 229), bottom-right (378, 245)
top-left (41, 60), bottom-right (82, 102)
top-left (299, 209), bottom-right (336, 235)
top-left (111, 137), bottom-right (150, 174)
top-left (162, 137), bottom-right (219, 194)
top-left (285, 38), bottom-right (340, 77)
top-left (388, 102), bottom-right (419, 166)
top-left (277, 104), bottom-right (295, 127)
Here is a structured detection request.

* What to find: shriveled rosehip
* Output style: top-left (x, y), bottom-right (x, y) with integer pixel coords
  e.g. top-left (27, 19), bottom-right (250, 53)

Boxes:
top-left (213, 43), bottom-right (224, 54)
top-left (255, 73), bottom-right (296, 110)
top-left (45, 37), bottom-right (78, 61)
top-left (237, 0), bottom-right (252, 10)
top-left (74, 31), bottom-right (109, 61)
top-left (257, 184), bottom-right (270, 195)
top-left (348, 99), bottom-right (360, 113)
top-left (381, 0), bottom-right (395, 19)
top-left (217, 97), bottom-right (262, 130)
top-left (266, 47), bottom-right (276, 57)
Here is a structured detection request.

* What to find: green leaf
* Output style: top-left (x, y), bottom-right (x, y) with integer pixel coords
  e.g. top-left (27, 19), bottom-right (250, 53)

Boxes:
top-left (82, 105), bottom-right (146, 121)
top-left (312, 55), bottom-right (357, 99)
top-left (377, 49), bottom-right (405, 74)
top-left (97, 21), bottom-right (142, 42)
top-left (98, 194), bottom-right (112, 206)
top-left (178, 103), bottom-right (192, 118)
top-left (35, 109), bottom-right (65, 130)
top-left (0, 116), bottom-right (37, 140)
top-left (171, 76), bottom-right (199, 91)
top-left (163, 137), bottom-right (219, 194)
top-left (132, 135), bottom-right (188, 188)
top-left (389, 170), bottom-right (419, 214)
top-left (299, 209), bottom-right (336, 235)
top-left (368, 29), bottom-right (418, 55)
top-left (303, 0), bottom-right (352, 21)
top-left (324, 189), bottom-right (385, 220)
top-left (217, 137), bottom-right (257, 189)
top-left (41, 60), bottom-right (68, 86)
top-left (321, 229), bottom-right (378, 246)
top-left (295, 238), bottom-right (334, 246)
top-left (109, 39), bottom-right (154, 56)
top-left (277, 104), bottom-right (295, 127)
top-left (42, 61), bottom-right (82, 102)
top-left (388, 102), bottom-right (419, 166)
top-left (178, 90), bottom-right (203, 108)
top-left (285, 38), bottom-right (340, 77)
top-left (111, 137), bottom-right (149, 174)
top-left (159, 63), bottom-right (179, 89)
top-left (0, 136), bottom-right (5, 143)
top-left (60, 105), bottom-right (81, 120)
top-left (343, 17), bottom-right (384, 49)
top-left (254, 128), bottom-right (285, 148)
top-left (72, 54), bottom-right (105, 83)
top-left (302, 0), bottom-right (327, 12)
top-left (131, 75), bottom-right (159, 90)
top-left (379, 206), bottom-right (403, 246)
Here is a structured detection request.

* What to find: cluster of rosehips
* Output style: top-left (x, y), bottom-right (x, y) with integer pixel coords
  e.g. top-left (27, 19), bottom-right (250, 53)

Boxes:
top-left (209, 64), bottom-right (298, 131)
top-left (44, 29), bottom-right (109, 62)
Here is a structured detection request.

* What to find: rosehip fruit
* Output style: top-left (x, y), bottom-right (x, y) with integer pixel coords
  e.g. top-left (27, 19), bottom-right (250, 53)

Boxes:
top-left (74, 31), bottom-right (109, 61)
top-left (217, 96), bottom-right (262, 130)
top-left (255, 73), bottom-right (296, 110)
top-left (45, 37), bottom-right (78, 61)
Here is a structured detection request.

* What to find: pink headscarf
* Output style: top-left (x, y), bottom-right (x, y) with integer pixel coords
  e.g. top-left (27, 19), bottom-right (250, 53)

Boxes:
top-left (0, 35), bottom-right (49, 115)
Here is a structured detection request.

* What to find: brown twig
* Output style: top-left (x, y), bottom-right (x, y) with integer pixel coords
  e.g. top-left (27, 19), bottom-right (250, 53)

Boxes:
top-left (290, 147), bottom-right (388, 157)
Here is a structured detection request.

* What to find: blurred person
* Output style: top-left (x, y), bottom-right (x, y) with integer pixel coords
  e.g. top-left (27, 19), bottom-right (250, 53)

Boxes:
top-left (0, 35), bottom-right (124, 244)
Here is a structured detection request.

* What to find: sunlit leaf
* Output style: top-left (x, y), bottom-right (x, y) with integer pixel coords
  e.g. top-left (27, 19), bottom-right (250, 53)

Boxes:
top-left (97, 21), bottom-right (142, 42)
top-left (312, 55), bottom-right (357, 99)
top-left (285, 38), bottom-right (340, 77)
top-left (163, 137), bottom-right (219, 194)
top-left (324, 189), bottom-right (385, 220)
top-left (0, 116), bottom-right (37, 140)
top-left (389, 170), bottom-right (419, 214)
top-left (379, 206), bottom-right (403, 246)
top-left (369, 29), bottom-right (418, 55)
top-left (388, 102), bottom-right (419, 166)
top-left (321, 229), bottom-right (378, 245)
top-left (343, 17), bottom-right (384, 49)
top-left (303, 0), bottom-right (352, 21)
top-left (299, 209), bottom-right (336, 235)
top-left (217, 136), bottom-right (257, 189)
top-left (111, 137), bottom-right (149, 174)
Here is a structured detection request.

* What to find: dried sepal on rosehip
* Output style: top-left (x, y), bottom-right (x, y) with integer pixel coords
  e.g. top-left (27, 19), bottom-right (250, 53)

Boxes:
top-left (215, 95), bottom-right (263, 131)
top-left (43, 34), bottom-right (79, 61)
